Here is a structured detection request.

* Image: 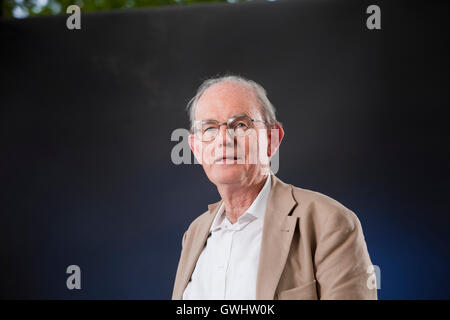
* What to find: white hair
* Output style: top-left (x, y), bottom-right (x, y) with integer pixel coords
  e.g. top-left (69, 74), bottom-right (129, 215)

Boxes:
top-left (186, 74), bottom-right (279, 131)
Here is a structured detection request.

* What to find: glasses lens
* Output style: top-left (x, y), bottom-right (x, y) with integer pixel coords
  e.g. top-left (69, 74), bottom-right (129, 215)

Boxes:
top-left (199, 123), bottom-right (218, 141)
top-left (229, 116), bottom-right (253, 136)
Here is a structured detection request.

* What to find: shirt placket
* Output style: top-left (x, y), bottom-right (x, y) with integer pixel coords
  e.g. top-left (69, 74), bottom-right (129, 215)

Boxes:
top-left (219, 221), bottom-right (235, 299)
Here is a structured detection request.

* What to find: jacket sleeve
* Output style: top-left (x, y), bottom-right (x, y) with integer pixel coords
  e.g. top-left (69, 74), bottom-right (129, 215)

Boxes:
top-left (314, 209), bottom-right (378, 300)
top-left (181, 230), bottom-right (187, 248)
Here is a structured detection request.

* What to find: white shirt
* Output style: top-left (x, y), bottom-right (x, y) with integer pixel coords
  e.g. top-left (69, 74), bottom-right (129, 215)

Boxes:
top-left (183, 174), bottom-right (272, 300)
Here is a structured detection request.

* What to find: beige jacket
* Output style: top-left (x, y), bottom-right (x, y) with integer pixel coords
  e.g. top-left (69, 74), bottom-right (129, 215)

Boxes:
top-left (172, 173), bottom-right (377, 300)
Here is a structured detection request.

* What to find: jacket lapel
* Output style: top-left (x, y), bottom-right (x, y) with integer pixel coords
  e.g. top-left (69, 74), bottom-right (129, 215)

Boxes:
top-left (174, 200), bottom-right (222, 299)
top-left (256, 174), bottom-right (298, 299)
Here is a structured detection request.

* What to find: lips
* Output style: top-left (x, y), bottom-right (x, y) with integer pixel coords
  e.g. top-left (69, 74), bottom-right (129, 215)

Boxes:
top-left (215, 156), bottom-right (241, 163)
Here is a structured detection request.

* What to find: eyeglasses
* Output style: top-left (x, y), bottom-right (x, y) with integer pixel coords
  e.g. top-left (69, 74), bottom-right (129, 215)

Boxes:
top-left (193, 115), bottom-right (268, 142)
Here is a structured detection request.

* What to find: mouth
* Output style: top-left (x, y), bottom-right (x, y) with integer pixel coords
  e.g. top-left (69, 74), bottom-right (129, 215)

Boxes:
top-left (214, 156), bottom-right (241, 163)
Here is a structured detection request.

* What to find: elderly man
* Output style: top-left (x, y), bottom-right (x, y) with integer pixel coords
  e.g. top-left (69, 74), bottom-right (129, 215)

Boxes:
top-left (172, 75), bottom-right (377, 300)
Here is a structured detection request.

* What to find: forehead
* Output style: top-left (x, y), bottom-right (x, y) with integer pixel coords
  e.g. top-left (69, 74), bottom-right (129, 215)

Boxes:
top-left (195, 81), bottom-right (262, 121)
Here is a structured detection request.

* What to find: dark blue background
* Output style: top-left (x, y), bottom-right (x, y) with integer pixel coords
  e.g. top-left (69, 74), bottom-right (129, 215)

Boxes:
top-left (1, 0), bottom-right (449, 299)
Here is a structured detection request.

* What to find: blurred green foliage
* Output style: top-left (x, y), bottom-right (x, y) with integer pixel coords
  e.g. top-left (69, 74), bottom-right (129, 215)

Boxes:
top-left (2, 0), bottom-right (250, 19)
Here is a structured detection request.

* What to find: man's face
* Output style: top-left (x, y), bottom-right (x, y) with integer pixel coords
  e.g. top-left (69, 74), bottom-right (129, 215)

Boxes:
top-left (189, 81), bottom-right (271, 186)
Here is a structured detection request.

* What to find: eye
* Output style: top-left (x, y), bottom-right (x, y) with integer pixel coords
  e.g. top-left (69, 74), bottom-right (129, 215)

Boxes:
top-left (203, 126), bottom-right (216, 132)
top-left (235, 122), bottom-right (248, 129)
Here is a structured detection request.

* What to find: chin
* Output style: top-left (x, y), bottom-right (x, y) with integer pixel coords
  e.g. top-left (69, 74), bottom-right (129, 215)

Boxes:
top-left (206, 164), bottom-right (245, 185)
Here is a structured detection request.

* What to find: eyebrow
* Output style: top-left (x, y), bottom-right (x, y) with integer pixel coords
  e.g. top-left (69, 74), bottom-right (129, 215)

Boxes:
top-left (199, 113), bottom-right (249, 123)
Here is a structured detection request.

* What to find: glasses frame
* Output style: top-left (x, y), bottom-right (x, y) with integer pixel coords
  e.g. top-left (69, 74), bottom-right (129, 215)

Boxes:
top-left (192, 114), bottom-right (268, 142)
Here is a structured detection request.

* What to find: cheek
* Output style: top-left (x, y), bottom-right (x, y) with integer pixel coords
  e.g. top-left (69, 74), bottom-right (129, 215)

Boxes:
top-left (258, 135), bottom-right (268, 155)
top-left (201, 143), bottom-right (216, 164)
top-left (235, 135), bottom-right (259, 162)
top-left (233, 137), bottom-right (248, 157)
top-left (247, 133), bottom-right (268, 164)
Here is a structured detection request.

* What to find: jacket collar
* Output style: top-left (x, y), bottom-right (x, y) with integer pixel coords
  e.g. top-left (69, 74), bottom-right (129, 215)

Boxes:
top-left (256, 173), bottom-right (298, 299)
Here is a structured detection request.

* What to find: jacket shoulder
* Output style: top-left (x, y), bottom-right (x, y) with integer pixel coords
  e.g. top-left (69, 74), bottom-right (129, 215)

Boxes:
top-left (184, 199), bottom-right (221, 236)
top-left (289, 184), bottom-right (360, 230)
top-left (187, 209), bottom-right (211, 231)
top-left (286, 184), bottom-right (375, 300)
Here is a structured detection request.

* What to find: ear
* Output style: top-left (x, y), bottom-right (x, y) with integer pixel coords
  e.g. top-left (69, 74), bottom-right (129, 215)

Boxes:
top-left (267, 123), bottom-right (284, 157)
top-left (189, 133), bottom-right (202, 164)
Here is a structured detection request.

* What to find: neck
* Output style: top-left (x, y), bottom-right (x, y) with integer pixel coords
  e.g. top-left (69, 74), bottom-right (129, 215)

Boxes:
top-left (216, 173), bottom-right (269, 224)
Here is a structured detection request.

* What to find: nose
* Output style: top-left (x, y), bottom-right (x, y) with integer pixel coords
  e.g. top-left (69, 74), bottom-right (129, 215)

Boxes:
top-left (216, 124), bottom-right (233, 148)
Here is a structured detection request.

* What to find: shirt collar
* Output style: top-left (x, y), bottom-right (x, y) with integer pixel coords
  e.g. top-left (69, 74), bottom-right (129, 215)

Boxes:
top-left (210, 174), bottom-right (272, 232)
